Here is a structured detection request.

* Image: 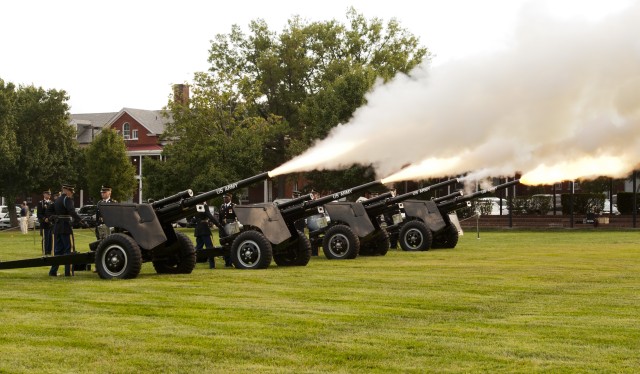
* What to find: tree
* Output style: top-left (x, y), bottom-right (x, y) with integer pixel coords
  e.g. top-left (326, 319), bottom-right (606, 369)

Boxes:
top-left (144, 72), bottom-right (285, 201)
top-left (0, 80), bottom-right (19, 179)
top-left (149, 8), bottom-right (428, 199)
top-left (84, 128), bottom-right (137, 202)
top-left (0, 79), bottom-right (78, 226)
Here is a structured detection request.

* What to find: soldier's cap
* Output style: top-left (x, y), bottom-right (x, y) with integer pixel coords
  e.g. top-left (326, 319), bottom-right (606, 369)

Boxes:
top-left (100, 185), bottom-right (112, 193)
top-left (62, 184), bottom-right (75, 192)
top-left (43, 189), bottom-right (51, 195)
top-left (223, 193), bottom-right (232, 197)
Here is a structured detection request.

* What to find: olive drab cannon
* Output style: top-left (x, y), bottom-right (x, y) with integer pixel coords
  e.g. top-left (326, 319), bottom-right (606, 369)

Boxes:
top-left (391, 179), bottom-right (520, 251)
top-left (309, 178), bottom-right (461, 259)
top-left (0, 172), bottom-right (270, 279)
top-left (207, 180), bottom-right (384, 269)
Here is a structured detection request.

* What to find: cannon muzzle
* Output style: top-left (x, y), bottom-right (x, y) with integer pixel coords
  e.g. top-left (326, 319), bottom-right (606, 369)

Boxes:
top-left (154, 172), bottom-right (270, 223)
top-left (275, 193), bottom-right (314, 210)
top-left (279, 180), bottom-right (383, 221)
top-left (437, 179), bottom-right (519, 212)
top-left (432, 190), bottom-right (463, 204)
top-left (151, 190), bottom-right (194, 209)
top-left (361, 191), bottom-right (395, 207)
top-left (363, 178), bottom-right (459, 216)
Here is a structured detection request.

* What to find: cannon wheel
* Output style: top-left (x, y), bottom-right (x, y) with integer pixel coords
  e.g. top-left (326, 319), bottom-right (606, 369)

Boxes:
top-left (273, 230), bottom-right (312, 267)
top-left (432, 224), bottom-right (459, 249)
top-left (152, 232), bottom-right (197, 274)
top-left (360, 230), bottom-right (390, 256)
top-left (399, 220), bottom-right (432, 251)
top-left (231, 230), bottom-right (273, 269)
top-left (322, 224), bottom-right (359, 260)
top-left (95, 233), bottom-right (142, 279)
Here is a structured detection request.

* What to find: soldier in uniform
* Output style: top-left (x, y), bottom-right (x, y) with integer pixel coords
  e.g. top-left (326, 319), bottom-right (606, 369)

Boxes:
top-left (219, 193), bottom-right (236, 267)
top-left (37, 189), bottom-right (54, 256)
top-left (194, 202), bottom-right (223, 269)
top-left (47, 184), bottom-right (86, 277)
top-left (95, 185), bottom-right (117, 240)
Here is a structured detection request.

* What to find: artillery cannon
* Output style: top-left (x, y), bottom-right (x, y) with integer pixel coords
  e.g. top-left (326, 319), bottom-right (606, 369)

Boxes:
top-left (309, 179), bottom-right (460, 259)
top-left (390, 179), bottom-right (520, 251)
top-left (0, 172), bottom-right (269, 279)
top-left (205, 180), bottom-right (384, 269)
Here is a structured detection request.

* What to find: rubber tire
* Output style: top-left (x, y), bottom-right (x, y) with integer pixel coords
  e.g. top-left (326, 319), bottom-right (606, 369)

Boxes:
top-left (152, 231), bottom-right (197, 274)
top-left (95, 233), bottom-right (142, 279)
top-left (399, 220), bottom-right (432, 251)
top-left (231, 230), bottom-right (273, 269)
top-left (432, 224), bottom-right (459, 249)
top-left (322, 224), bottom-right (359, 260)
top-left (359, 230), bottom-right (390, 256)
top-left (273, 230), bottom-right (312, 267)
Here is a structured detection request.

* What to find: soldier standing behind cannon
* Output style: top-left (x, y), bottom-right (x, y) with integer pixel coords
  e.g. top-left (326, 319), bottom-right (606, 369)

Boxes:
top-left (194, 201), bottom-right (223, 269)
top-left (37, 189), bottom-right (54, 256)
top-left (47, 184), bottom-right (86, 277)
top-left (219, 193), bottom-right (236, 268)
top-left (95, 185), bottom-right (117, 240)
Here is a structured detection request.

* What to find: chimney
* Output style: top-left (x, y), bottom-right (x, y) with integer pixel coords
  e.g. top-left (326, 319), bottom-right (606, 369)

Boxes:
top-left (173, 84), bottom-right (190, 106)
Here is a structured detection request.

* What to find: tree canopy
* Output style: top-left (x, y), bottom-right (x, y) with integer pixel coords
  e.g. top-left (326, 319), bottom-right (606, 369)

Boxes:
top-left (0, 78), bottom-right (78, 222)
top-left (146, 8), bottom-right (428, 198)
top-left (83, 128), bottom-right (137, 202)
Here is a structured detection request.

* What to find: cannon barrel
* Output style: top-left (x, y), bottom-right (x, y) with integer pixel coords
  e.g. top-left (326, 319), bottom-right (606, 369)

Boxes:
top-left (155, 172), bottom-right (270, 224)
top-left (432, 190), bottom-right (463, 204)
top-left (361, 191), bottom-right (395, 207)
top-left (275, 193), bottom-right (314, 210)
top-left (363, 178), bottom-right (459, 216)
top-left (151, 189), bottom-right (194, 209)
top-left (437, 179), bottom-right (519, 212)
top-left (279, 180), bottom-right (383, 221)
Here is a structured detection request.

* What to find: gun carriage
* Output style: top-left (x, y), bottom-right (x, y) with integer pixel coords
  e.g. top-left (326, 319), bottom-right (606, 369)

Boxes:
top-left (0, 173), bottom-right (269, 279)
top-left (308, 179), bottom-right (460, 259)
top-left (388, 179), bottom-right (520, 251)
top-left (205, 180), bottom-right (383, 269)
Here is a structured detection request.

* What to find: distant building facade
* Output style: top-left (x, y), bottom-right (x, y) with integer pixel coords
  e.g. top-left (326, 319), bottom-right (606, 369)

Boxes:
top-left (71, 107), bottom-right (171, 204)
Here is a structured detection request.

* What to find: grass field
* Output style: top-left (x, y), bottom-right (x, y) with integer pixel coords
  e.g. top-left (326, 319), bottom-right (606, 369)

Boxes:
top-left (1, 227), bottom-right (639, 373)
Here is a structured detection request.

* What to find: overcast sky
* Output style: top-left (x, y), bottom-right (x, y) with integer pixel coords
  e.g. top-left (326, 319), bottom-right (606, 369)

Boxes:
top-left (2, 0), bottom-right (632, 113)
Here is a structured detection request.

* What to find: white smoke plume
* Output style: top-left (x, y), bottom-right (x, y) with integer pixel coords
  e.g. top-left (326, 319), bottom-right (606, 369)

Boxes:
top-left (270, 2), bottom-right (640, 185)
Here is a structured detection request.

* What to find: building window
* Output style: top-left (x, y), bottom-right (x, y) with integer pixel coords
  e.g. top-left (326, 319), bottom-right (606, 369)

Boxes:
top-left (132, 129), bottom-right (138, 140)
top-left (123, 123), bottom-right (131, 140)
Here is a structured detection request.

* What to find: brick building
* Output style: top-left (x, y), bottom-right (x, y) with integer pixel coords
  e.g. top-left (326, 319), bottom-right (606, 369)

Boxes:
top-left (71, 107), bottom-right (170, 204)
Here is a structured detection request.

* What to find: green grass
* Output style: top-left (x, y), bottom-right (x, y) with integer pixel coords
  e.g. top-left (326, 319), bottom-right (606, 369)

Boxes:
top-left (1, 228), bottom-right (639, 373)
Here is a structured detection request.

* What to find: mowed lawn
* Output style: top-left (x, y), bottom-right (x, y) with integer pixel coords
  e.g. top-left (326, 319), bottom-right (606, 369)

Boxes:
top-left (0, 228), bottom-right (639, 373)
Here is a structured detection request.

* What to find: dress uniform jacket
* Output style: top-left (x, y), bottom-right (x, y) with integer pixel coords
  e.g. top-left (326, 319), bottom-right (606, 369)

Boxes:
top-left (219, 202), bottom-right (236, 225)
top-left (37, 199), bottom-right (54, 229)
top-left (49, 195), bottom-right (83, 235)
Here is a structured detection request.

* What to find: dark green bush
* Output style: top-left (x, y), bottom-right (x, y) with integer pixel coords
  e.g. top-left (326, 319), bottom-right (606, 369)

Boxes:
top-left (560, 193), bottom-right (605, 214)
top-left (616, 192), bottom-right (639, 214)
top-left (510, 196), bottom-right (552, 215)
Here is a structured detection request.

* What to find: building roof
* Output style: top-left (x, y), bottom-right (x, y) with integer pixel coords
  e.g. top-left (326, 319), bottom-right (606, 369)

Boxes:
top-left (105, 108), bottom-right (171, 135)
top-left (70, 108), bottom-right (172, 144)
top-left (70, 112), bottom-right (116, 144)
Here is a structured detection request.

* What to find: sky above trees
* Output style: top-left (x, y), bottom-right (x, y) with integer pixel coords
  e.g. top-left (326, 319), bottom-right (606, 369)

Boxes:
top-left (3, 0), bottom-right (632, 113)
